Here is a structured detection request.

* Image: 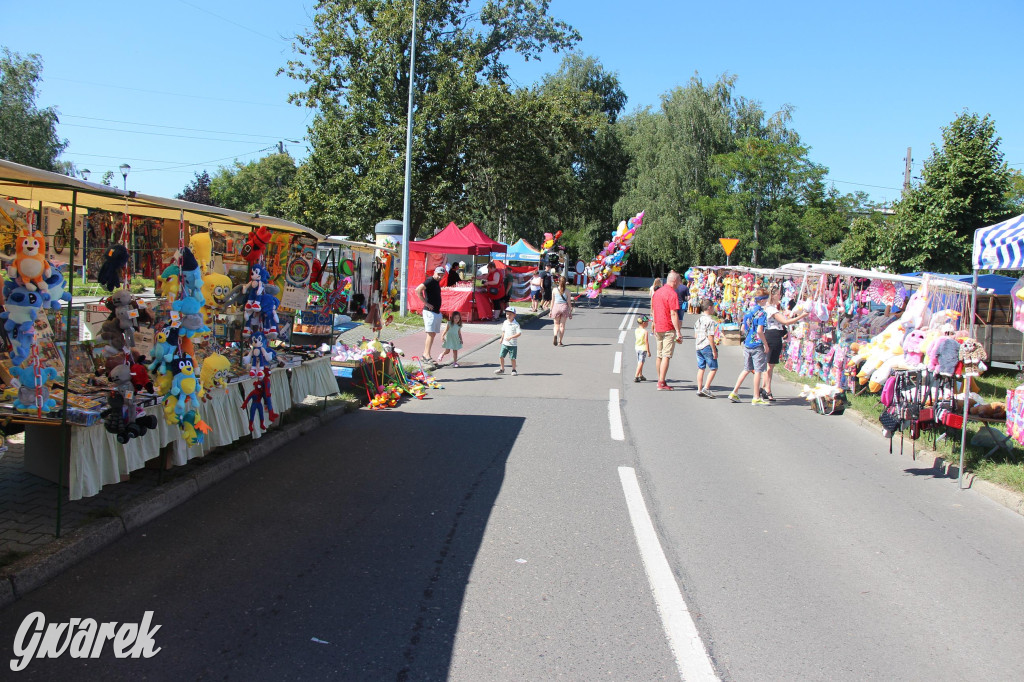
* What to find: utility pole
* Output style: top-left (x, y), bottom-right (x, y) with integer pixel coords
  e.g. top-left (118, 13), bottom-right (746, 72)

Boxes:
top-left (903, 147), bottom-right (912, 194)
top-left (278, 141), bottom-right (285, 155)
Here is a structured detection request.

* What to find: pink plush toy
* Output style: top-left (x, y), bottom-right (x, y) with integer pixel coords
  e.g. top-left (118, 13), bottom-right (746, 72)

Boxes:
top-left (902, 328), bottom-right (928, 365)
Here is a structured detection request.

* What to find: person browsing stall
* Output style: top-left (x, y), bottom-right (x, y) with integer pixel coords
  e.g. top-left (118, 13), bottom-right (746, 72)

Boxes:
top-left (728, 288), bottom-right (770, 404)
top-left (651, 271), bottom-right (684, 391)
top-left (760, 284), bottom-right (807, 401)
top-left (415, 266), bottom-right (445, 368)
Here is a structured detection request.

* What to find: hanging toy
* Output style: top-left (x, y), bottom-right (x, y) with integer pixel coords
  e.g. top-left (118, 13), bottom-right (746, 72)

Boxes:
top-left (241, 225), bottom-right (272, 265)
top-left (240, 367), bottom-right (279, 432)
top-left (97, 244), bottom-right (130, 292)
top-left (0, 284), bottom-right (45, 364)
top-left (178, 248), bottom-right (204, 304)
top-left (8, 229), bottom-right (51, 292)
top-left (243, 329), bottom-right (276, 369)
top-left (199, 353), bottom-right (231, 401)
top-left (11, 364), bottom-right (60, 413)
top-left (158, 263), bottom-right (180, 299)
top-left (147, 328), bottom-right (178, 377)
top-left (42, 268), bottom-right (73, 310)
top-left (107, 289), bottom-right (139, 348)
top-left (163, 355), bottom-right (204, 425)
top-left (102, 365), bottom-right (158, 443)
top-left (179, 408), bottom-right (211, 447)
top-left (242, 263), bottom-right (270, 336)
top-left (259, 292), bottom-right (280, 338)
top-left (200, 271), bottom-right (233, 325)
top-left (188, 232), bottom-right (213, 273)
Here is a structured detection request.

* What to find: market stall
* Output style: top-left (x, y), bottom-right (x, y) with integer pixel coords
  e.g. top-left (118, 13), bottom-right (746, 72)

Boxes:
top-left (491, 237), bottom-right (541, 263)
top-left (0, 159), bottom-right (344, 522)
top-left (406, 222), bottom-right (494, 321)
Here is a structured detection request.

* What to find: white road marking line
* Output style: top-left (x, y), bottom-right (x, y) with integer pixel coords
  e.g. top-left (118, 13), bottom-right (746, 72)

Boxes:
top-left (618, 467), bottom-right (719, 682)
top-left (613, 351), bottom-right (622, 374)
top-left (618, 302), bottom-right (638, 331)
top-left (618, 330), bottom-right (626, 345)
top-left (608, 389), bottom-right (624, 441)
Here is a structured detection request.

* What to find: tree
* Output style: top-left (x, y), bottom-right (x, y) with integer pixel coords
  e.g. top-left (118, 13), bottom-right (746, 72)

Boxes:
top-left (283, 0), bottom-right (580, 237)
top-left (177, 171), bottom-right (215, 206)
top-left (879, 111), bottom-right (1014, 273)
top-left (210, 154), bottom-right (297, 217)
top-left (0, 48), bottom-right (68, 172)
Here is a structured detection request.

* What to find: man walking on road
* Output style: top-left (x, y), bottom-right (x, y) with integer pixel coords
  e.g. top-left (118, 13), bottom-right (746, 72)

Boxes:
top-left (651, 270), bottom-right (683, 390)
top-left (416, 266), bottom-right (445, 367)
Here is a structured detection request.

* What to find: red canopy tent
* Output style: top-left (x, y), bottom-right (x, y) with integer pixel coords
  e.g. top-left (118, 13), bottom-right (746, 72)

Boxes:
top-left (408, 221), bottom-right (487, 255)
top-left (407, 222), bottom-right (494, 320)
top-left (460, 222), bottom-right (506, 255)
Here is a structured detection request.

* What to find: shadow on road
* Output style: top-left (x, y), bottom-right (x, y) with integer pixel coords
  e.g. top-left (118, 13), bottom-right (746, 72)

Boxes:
top-left (0, 411), bottom-right (522, 680)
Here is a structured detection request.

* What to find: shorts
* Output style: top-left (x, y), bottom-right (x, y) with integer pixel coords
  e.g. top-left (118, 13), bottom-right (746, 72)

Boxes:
top-left (636, 349), bottom-right (648, 363)
top-left (743, 345), bottom-right (767, 373)
top-left (499, 344), bottom-right (518, 359)
top-left (654, 331), bottom-right (676, 358)
top-left (531, 289), bottom-right (542, 301)
top-left (765, 330), bottom-right (785, 365)
top-left (696, 345), bottom-right (718, 370)
top-left (542, 290), bottom-right (552, 302)
top-left (423, 309), bottom-right (443, 334)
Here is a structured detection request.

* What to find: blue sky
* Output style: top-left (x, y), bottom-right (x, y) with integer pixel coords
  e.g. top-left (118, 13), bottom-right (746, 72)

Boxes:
top-left (4, 0), bottom-right (1022, 208)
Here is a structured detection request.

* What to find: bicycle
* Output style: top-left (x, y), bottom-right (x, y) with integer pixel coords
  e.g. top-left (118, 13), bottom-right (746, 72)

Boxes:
top-left (52, 218), bottom-right (81, 257)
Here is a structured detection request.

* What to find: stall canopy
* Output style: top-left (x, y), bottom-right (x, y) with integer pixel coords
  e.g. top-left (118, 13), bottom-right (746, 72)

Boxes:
top-left (972, 213), bottom-right (1024, 270)
top-left (903, 272), bottom-right (1017, 296)
top-left (460, 222), bottom-right (505, 254)
top-left (408, 221), bottom-right (487, 255)
top-left (492, 237), bottom-right (541, 262)
top-left (0, 158), bottom-right (324, 238)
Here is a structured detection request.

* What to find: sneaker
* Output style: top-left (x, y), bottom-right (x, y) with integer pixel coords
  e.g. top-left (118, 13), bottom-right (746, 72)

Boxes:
top-left (639, 375), bottom-right (647, 382)
top-left (728, 392), bottom-right (740, 403)
top-left (510, 369), bottom-right (518, 376)
top-left (657, 383), bottom-right (674, 391)
top-left (494, 368), bottom-right (504, 374)
top-left (452, 363), bottom-right (460, 368)
top-left (696, 388), bottom-right (706, 397)
top-left (751, 398), bottom-right (768, 405)
top-left (703, 389), bottom-right (716, 399)
top-left (634, 376), bottom-right (642, 383)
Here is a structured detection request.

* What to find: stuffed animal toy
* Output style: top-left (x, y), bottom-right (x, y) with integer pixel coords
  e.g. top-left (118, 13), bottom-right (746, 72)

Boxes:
top-left (902, 328), bottom-right (928, 366)
top-left (199, 353), bottom-right (231, 400)
top-left (97, 244), bottom-right (130, 292)
top-left (158, 263), bottom-right (180, 299)
top-left (129, 362), bottom-right (154, 394)
top-left (200, 272), bottom-right (233, 325)
top-left (241, 225), bottom-right (272, 265)
top-left (188, 232), bottom-right (212, 273)
top-left (240, 367), bottom-right (279, 432)
top-left (179, 248), bottom-right (204, 305)
top-left (11, 364), bottom-right (60, 413)
top-left (243, 329), bottom-right (276, 369)
top-left (107, 289), bottom-right (139, 348)
top-left (8, 230), bottom-right (50, 292)
top-left (259, 292), bottom-right (280, 338)
top-left (0, 285), bottom-right (46, 364)
top-left (163, 355), bottom-right (204, 424)
top-left (179, 408), bottom-right (211, 447)
top-left (147, 328), bottom-right (178, 376)
top-left (102, 364), bottom-right (158, 443)
top-left (929, 327), bottom-right (961, 376)
top-left (959, 338), bottom-right (988, 377)
top-left (41, 269), bottom-right (73, 311)
top-left (171, 297), bottom-right (211, 338)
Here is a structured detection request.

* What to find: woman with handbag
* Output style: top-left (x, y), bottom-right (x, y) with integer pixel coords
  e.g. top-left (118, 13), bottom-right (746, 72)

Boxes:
top-left (761, 284), bottom-right (808, 401)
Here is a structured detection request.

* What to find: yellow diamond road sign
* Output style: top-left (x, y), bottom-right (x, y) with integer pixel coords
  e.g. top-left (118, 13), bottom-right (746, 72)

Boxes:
top-left (719, 238), bottom-right (739, 256)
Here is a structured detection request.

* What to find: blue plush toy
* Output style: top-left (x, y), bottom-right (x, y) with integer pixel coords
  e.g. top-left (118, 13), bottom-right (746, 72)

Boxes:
top-left (179, 248), bottom-right (205, 305)
top-left (259, 292), bottom-right (280, 338)
top-left (147, 328), bottom-right (178, 375)
top-left (169, 356), bottom-right (204, 417)
top-left (244, 330), bottom-right (276, 369)
top-left (1, 285), bottom-right (46, 364)
top-left (42, 269), bottom-right (73, 311)
top-left (11, 365), bottom-right (61, 413)
top-left (170, 297), bottom-right (211, 338)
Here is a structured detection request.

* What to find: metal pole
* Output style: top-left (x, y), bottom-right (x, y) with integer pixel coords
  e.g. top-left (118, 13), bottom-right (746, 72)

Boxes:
top-left (398, 0), bottom-right (418, 316)
top-left (56, 190), bottom-right (78, 537)
top-left (958, 269), bottom-right (979, 489)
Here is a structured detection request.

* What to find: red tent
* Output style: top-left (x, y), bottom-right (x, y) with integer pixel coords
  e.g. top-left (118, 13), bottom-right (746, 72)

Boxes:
top-left (461, 222), bottom-right (506, 254)
top-left (409, 221), bottom-right (488, 255)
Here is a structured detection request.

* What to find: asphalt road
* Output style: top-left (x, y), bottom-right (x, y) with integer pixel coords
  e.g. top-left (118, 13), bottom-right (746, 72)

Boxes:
top-left (1, 292), bottom-right (1023, 680)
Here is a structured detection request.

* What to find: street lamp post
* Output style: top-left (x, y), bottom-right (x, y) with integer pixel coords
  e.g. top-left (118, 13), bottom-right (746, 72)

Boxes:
top-left (399, 0), bottom-right (418, 316)
top-left (119, 163), bottom-right (131, 191)
top-left (80, 169), bottom-right (91, 182)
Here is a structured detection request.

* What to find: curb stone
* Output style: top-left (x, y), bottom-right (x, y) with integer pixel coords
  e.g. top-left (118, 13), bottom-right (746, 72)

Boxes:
top-left (784, 375), bottom-right (1024, 518)
top-left (0, 399), bottom-right (358, 610)
top-left (3, 517), bottom-right (125, 601)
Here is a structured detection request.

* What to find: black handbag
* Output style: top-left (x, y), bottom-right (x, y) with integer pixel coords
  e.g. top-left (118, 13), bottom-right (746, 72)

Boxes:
top-left (879, 408), bottom-right (901, 435)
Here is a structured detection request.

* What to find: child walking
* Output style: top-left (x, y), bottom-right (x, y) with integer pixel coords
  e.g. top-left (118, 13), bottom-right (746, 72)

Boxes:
top-left (693, 299), bottom-right (719, 397)
top-left (634, 315), bottom-right (651, 382)
top-left (436, 311), bottom-right (464, 367)
top-left (494, 306), bottom-right (521, 375)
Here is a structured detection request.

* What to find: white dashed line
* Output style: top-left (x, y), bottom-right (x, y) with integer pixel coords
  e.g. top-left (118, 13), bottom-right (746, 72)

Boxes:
top-left (608, 389), bottom-right (624, 441)
top-left (613, 351), bottom-right (622, 374)
top-left (618, 302), bottom-right (638, 330)
top-left (618, 467), bottom-right (719, 682)
top-left (618, 330), bottom-right (626, 345)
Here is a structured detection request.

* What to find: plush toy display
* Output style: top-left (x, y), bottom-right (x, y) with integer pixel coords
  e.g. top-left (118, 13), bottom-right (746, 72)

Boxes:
top-left (101, 364), bottom-right (158, 443)
top-left (902, 328), bottom-right (928, 366)
top-left (163, 355), bottom-right (204, 424)
top-left (0, 285), bottom-right (46, 364)
top-left (42, 269), bottom-right (73, 311)
top-left (199, 353), bottom-right (231, 399)
top-left (107, 289), bottom-right (139, 348)
top-left (959, 338), bottom-right (988, 377)
top-left (8, 230), bottom-right (51, 292)
top-left (200, 272), bottom-right (233, 325)
top-left (241, 225), bottom-right (272, 265)
top-left (10, 364), bottom-right (61, 413)
top-left (243, 329), bottom-right (276, 369)
top-left (97, 244), bottom-right (130, 292)
top-left (188, 232), bottom-right (212, 273)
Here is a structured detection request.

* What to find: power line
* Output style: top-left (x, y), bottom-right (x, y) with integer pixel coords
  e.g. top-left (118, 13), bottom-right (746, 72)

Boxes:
top-left (48, 76), bottom-right (290, 108)
top-left (826, 178), bottom-right (903, 191)
top-left (61, 114), bottom-right (299, 140)
top-left (175, 0), bottom-right (286, 43)
top-left (59, 122), bottom-right (287, 144)
top-left (64, 146), bottom-right (276, 175)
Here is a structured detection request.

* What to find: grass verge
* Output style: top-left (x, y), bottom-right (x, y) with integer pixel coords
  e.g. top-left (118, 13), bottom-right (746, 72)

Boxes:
top-left (776, 366), bottom-right (1024, 495)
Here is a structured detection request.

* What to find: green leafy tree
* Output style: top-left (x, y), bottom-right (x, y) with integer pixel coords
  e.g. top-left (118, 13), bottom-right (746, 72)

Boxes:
top-left (283, 0), bottom-right (579, 237)
top-left (1006, 168), bottom-right (1024, 214)
top-left (880, 111), bottom-right (1014, 273)
top-left (0, 48), bottom-right (69, 172)
top-left (177, 170), bottom-right (215, 206)
top-left (210, 153), bottom-right (297, 216)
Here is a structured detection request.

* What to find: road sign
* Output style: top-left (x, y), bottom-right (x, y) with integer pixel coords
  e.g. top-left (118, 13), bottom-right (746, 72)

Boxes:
top-left (575, 260), bottom-right (585, 274)
top-left (719, 238), bottom-right (739, 256)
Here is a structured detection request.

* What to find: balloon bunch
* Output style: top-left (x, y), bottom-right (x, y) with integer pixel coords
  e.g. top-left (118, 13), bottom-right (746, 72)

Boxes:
top-left (583, 211), bottom-right (644, 298)
top-left (541, 230), bottom-right (563, 251)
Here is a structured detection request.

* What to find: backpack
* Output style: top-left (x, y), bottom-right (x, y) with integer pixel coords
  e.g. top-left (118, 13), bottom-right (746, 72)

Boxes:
top-left (742, 305), bottom-right (765, 348)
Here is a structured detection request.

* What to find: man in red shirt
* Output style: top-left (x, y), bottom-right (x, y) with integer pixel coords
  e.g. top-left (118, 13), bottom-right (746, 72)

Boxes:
top-left (651, 270), bottom-right (683, 390)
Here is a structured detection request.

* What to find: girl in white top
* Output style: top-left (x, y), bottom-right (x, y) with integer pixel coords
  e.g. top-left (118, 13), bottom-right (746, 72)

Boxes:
top-left (529, 271), bottom-right (543, 311)
top-left (760, 284), bottom-right (807, 401)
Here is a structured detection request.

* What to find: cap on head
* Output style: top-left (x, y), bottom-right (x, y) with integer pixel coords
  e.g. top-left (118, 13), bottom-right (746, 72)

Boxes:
top-left (637, 315), bottom-right (649, 324)
top-left (434, 266), bottom-right (446, 275)
top-left (504, 306), bottom-right (516, 314)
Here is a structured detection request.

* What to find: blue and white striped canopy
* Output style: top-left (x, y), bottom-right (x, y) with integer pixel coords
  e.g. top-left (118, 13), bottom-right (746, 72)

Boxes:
top-left (973, 213), bottom-right (1024, 270)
